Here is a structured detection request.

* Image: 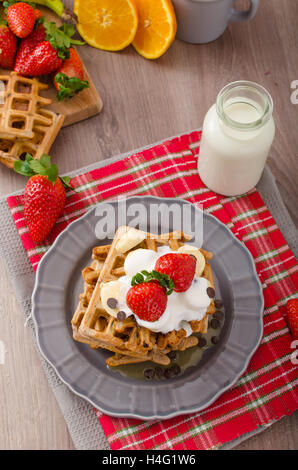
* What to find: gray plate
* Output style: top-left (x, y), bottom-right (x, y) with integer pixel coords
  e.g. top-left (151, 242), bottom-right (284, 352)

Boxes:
top-left (32, 196), bottom-right (264, 420)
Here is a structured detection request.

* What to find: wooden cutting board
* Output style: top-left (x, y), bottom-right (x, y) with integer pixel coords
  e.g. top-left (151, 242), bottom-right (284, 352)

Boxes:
top-left (0, 6), bottom-right (103, 126)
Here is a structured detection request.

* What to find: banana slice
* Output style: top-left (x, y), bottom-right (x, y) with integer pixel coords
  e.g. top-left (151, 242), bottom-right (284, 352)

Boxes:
top-left (177, 244), bottom-right (205, 276)
top-left (100, 281), bottom-right (121, 317)
top-left (116, 227), bottom-right (146, 253)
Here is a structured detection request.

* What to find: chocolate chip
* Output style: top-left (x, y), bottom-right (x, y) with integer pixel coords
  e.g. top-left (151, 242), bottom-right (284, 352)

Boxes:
top-left (214, 299), bottom-right (223, 309)
top-left (144, 368), bottom-right (155, 380)
top-left (207, 287), bottom-right (215, 298)
top-left (170, 365), bottom-right (181, 376)
top-left (155, 367), bottom-right (164, 379)
top-left (214, 310), bottom-right (224, 321)
top-left (168, 350), bottom-right (177, 361)
top-left (143, 342), bottom-right (149, 348)
top-left (211, 318), bottom-right (220, 329)
top-left (164, 368), bottom-right (174, 379)
top-left (107, 298), bottom-right (118, 309)
top-left (117, 310), bottom-right (126, 321)
top-left (198, 337), bottom-right (207, 348)
top-left (211, 336), bottom-right (219, 345)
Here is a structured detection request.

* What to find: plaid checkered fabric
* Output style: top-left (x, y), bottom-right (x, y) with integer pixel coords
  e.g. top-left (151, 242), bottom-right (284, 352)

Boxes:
top-left (7, 130), bottom-right (298, 450)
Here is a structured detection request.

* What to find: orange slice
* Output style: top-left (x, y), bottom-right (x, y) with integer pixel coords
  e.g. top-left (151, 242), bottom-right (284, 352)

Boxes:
top-left (74, 0), bottom-right (138, 51)
top-left (132, 0), bottom-right (177, 59)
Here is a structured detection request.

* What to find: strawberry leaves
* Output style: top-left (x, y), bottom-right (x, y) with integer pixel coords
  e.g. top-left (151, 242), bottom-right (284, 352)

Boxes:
top-left (14, 153), bottom-right (36, 178)
top-left (43, 20), bottom-right (84, 59)
top-left (14, 153), bottom-right (58, 183)
top-left (14, 153), bottom-right (73, 189)
top-left (131, 270), bottom-right (175, 296)
top-left (59, 175), bottom-right (73, 189)
top-left (55, 72), bottom-right (89, 101)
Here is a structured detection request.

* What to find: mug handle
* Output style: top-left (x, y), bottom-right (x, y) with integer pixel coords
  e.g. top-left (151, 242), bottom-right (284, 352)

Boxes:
top-left (229, 0), bottom-right (259, 22)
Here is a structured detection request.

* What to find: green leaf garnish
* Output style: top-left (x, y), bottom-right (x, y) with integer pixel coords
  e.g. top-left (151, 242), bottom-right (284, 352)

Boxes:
top-left (43, 19), bottom-right (85, 60)
top-left (60, 176), bottom-right (73, 189)
top-left (13, 153), bottom-right (73, 189)
top-left (14, 154), bottom-right (35, 177)
top-left (55, 73), bottom-right (89, 101)
top-left (131, 270), bottom-right (175, 296)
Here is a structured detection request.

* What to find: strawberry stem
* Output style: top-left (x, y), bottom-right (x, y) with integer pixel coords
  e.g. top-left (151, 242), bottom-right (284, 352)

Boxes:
top-left (131, 270), bottom-right (174, 296)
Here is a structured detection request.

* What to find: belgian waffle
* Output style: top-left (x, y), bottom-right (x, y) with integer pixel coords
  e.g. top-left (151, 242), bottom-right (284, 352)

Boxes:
top-left (73, 226), bottom-right (215, 367)
top-left (0, 73), bottom-right (64, 169)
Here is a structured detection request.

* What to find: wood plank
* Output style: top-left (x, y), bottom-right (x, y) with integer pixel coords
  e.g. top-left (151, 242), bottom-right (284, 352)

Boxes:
top-left (40, 6), bottom-right (103, 125)
top-left (43, 66), bottom-right (103, 126)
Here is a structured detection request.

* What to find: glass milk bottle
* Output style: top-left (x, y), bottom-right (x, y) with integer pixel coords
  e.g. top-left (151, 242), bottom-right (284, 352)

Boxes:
top-left (198, 81), bottom-right (275, 196)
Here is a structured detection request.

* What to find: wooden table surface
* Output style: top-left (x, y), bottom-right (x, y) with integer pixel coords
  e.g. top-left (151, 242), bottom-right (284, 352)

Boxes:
top-left (0, 0), bottom-right (297, 450)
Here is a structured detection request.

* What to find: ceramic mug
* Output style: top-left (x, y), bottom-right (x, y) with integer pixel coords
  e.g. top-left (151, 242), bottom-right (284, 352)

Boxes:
top-left (172, 0), bottom-right (259, 44)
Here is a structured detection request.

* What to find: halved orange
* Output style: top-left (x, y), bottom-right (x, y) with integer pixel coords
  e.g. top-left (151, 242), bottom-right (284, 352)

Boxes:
top-left (74, 0), bottom-right (138, 51)
top-left (132, 0), bottom-right (177, 59)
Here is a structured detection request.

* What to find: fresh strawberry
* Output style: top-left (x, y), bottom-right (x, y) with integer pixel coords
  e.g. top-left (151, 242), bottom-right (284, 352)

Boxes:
top-left (0, 24), bottom-right (17, 69)
top-left (16, 19), bottom-right (84, 77)
top-left (155, 253), bottom-right (196, 292)
top-left (34, 8), bottom-right (42, 20)
top-left (286, 298), bottom-right (298, 340)
top-left (14, 154), bottom-right (73, 244)
top-left (7, 2), bottom-right (36, 38)
top-left (24, 174), bottom-right (66, 243)
top-left (126, 281), bottom-right (168, 322)
top-left (19, 40), bottom-right (63, 76)
top-left (54, 48), bottom-right (89, 101)
top-left (14, 24), bottom-right (46, 73)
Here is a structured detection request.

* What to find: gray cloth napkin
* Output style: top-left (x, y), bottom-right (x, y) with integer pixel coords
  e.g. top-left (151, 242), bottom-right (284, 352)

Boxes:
top-left (0, 138), bottom-right (297, 450)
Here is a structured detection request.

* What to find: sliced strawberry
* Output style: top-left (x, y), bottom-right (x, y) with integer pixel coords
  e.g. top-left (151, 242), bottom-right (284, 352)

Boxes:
top-left (126, 281), bottom-right (167, 322)
top-left (286, 298), bottom-right (298, 340)
top-left (155, 253), bottom-right (196, 292)
top-left (0, 24), bottom-right (17, 69)
top-left (7, 2), bottom-right (36, 38)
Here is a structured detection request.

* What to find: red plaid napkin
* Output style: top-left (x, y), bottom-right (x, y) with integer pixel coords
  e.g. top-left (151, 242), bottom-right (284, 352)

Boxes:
top-left (7, 130), bottom-right (298, 450)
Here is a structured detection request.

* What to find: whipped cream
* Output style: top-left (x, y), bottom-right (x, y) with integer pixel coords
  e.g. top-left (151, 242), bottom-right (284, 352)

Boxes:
top-left (103, 246), bottom-right (211, 335)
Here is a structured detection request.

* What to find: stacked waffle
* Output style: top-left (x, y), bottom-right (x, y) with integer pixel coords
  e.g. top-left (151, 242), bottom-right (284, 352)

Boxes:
top-left (72, 226), bottom-right (215, 367)
top-left (0, 72), bottom-right (64, 169)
